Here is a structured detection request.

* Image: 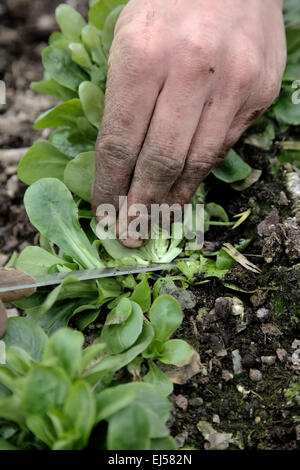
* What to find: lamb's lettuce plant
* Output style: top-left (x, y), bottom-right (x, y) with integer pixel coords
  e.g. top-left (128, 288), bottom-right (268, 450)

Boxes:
top-left (0, 309), bottom-right (183, 450)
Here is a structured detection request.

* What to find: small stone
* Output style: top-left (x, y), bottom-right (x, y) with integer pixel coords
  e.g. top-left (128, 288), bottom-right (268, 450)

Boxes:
top-left (232, 297), bottom-right (244, 317)
top-left (232, 350), bottom-right (243, 375)
top-left (189, 397), bottom-right (204, 407)
top-left (261, 323), bottom-right (281, 337)
top-left (291, 349), bottom-right (300, 366)
top-left (292, 339), bottom-right (300, 349)
top-left (6, 175), bottom-right (19, 198)
top-left (6, 308), bottom-right (18, 318)
top-left (296, 425), bottom-right (300, 441)
top-left (222, 370), bottom-right (233, 382)
top-left (249, 369), bottom-right (263, 382)
top-left (196, 307), bottom-right (210, 322)
top-left (261, 356), bottom-right (276, 365)
top-left (175, 431), bottom-right (188, 448)
top-left (276, 348), bottom-right (288, 363)
top-left (278, 191), bottom-right (289, 206)
top-left (0, 254), bottom-right (8, 267)
top-left (254, 416), bottom-right (261, 424)
top-left (175, 394), bottom-right (188, 410)
top-left (250, 290), bottom-right (266, 307)
top-left (212, 414), bottom-right (220, 424)
top-left (256, 308), bottom-right (269, 320)
top-left (214, 297), bottom-right (233, 320)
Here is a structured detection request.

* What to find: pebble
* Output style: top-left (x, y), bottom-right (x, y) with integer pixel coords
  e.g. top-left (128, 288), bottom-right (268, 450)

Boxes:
top-left (6, 175), bottom-right (19, 198)
top-left (276, 348), bottom-right (288, 363)
top-left (249, 369), bottom-right (263, 382)
top-left (231, 297), bottom-right (244, 317)
top-left (6, 308), bottom-right (19, 318)
top-left (292, 339), bottom-right (300, 349)
top-left (189, 397), bottom-right (204, 407)
top-left (175, 431), bottom-right (188, 448)
top-left (256, 308), bottom-right (269, 320)
top-left (291, 349), bottom-right (300, 366)
top-left (261, 356), bottom-right (276, 365)
top-left (232, 349), bottom-right (243, 375)
top-left (212, 414), bottom-right (220, 424)
top-left (0, 254), bottom-right (8, 267)
top-left (254, 416), bottom-right (261, 424)
top-left (222, 370), bottom-right (233, 382)
top-left (175, 395), bottom-right (188, 410)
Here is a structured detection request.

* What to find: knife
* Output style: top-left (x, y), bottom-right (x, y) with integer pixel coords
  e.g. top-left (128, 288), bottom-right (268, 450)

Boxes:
top-left (0, 263), bottom-right (176, 296)
top-left (0, 263), bottom-right (176, 339)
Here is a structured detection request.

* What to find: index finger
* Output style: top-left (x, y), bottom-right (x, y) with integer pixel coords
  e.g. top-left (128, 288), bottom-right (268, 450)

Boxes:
top-left (92, 36), bottom-right (164, 220)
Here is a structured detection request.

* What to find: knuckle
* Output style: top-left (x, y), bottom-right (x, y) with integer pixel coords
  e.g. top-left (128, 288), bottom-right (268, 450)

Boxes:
top-left (231, 47), bottom-right (261, 89)
top-left (177, 35), bottom-right (219, 84)
top-left (260, 78), bottom-right (281, 106)
top-left (96, 135), bottom-right (136, 169)
top-left (140, 150), bottom-right (184, 180)
top-left (114, 30), bottom-right (160, 78)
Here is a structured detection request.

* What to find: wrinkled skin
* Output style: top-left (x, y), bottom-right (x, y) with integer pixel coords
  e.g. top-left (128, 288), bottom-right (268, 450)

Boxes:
top-left (92, 0), bottom-right (286, 247)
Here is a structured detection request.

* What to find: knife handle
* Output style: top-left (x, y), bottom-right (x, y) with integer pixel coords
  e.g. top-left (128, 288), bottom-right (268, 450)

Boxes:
top-left (0, 300), bottom-right (7, 339)
top-left (0, 267), bottom-right (37, 303)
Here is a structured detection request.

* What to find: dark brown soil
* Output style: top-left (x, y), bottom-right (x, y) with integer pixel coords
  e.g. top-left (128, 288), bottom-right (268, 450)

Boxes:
top-left (0, 0), bottom-right (299, 451)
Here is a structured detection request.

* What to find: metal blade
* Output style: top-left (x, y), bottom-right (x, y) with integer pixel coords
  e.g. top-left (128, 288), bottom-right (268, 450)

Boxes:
top-left (0, 263), bottom-right (176, 294)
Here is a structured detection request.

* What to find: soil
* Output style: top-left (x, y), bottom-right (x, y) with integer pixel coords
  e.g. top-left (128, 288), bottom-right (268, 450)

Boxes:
top-left (0, 0), bottom-right (299, 451)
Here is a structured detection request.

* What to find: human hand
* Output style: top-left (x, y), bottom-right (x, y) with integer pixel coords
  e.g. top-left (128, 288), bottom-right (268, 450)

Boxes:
top-left (92, 0), bottom-right (286, 247)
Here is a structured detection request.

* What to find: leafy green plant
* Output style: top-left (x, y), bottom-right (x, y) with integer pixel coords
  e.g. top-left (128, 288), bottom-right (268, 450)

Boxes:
top-left (0, 311), bottom-right (181, 450)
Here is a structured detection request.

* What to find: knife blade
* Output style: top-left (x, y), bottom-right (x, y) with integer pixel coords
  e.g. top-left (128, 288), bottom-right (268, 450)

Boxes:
top-left (0, 263), bottom-right (176, 294)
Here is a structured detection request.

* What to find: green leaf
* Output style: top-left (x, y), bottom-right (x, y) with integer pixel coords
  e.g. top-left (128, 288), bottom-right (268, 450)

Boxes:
top-left (102, 6), bottom-right (124, 56)
top-left (6, 346), bottom-right (34, 375)
top-left (18, 142), bottom-right (71, 185)
top-left (159, 339), bottom-right (193, 366)
top-left (31, 79), bottom-right (77, 101)
top-left (63, 380), bottom-right (95, 449)
top-left (56, 4), bottom-right (86, 41)
top-left (26, 414), bottom-right (56, 447)
top-left (212, 150), bottom-right (252, 183)
top-left (107, 402), bottom-right (151, 450)
top-left (101, 300), bottom-right (144, 354)
top-left (96, 386), bottom-right (136, 422)
top-left (84, 322), bottom-right (154, 386)
top-left (0, 395), bottom-right (26, 427)
top-left (81, 342), bottom-right (106, 371)
top-left (15, 246), bottom-right (63, 277)
top-left (43, 328), bottom-right (84, 378)
top-left (106, 382), bottom-right (170, 439)
top-left (143, 361), bottom-right (173, 396)
top-left (216, 248), bottom-right (235, 270)
top-left (34, 99), bottom-right (84, 129)
top-left (64, 151), bottom-right (95, 202)
top-left (149, 295), bottom-right (183, 344)
top-left (130, 277), bottom-right (151, 313)
top-left (89, 0), bottom-right (127, 30)
top-left (49, 129), bottom-right (95, 158)
top-left (151, 437), bottom-right (177, 450)
top-left (0, 438), bottom-right (19, 450)
top-left (105, 297), bottom-right (132, 325)
top-left (205, 202), bottom-right (229, 222)
top-left (42, 45), bottom-right (88, 91)
top-left (81, 24), bottom-right (107, 67)
top-left (69, 43), bottom-right (93, 70)
top-left (22, 365), bottom-right (71, 416)
top-left (273, 89), bottom-right (300, 125)
top-left (79, 81), bottom-right (104, 128)
top-left (4, 317), bottom-right (47, 361)
top-left (24, 178), bottom-right (103, 269)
